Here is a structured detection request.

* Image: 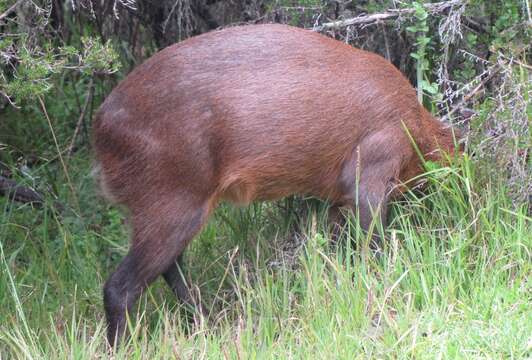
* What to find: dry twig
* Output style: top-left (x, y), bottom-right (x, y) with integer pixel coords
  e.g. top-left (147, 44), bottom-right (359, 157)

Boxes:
top-left (0, 175), bottom-right (43, 205)
top-left (442, 67), bottom-right (500, 121)
top-left (0, 0), bottom-right (26, 22)
top-left (313, 0), bottom-right (464, 31)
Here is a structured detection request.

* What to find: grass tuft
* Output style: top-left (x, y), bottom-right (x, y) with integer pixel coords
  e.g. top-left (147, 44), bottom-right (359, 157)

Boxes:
top-left (0, 153), bottom-right (530, 359)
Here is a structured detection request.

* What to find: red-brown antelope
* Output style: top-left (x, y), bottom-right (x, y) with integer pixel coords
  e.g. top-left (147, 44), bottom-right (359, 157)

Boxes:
top-left (92, 24), bottom-right (460, 345)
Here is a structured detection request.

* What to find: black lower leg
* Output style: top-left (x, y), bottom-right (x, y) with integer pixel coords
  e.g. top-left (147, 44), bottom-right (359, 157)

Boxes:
top-left (162, 255), bottom-right (206, 315)
top-left (104, 253), bottom-right (146, 346)
top-left (103, 193), bottom-right (213, 347)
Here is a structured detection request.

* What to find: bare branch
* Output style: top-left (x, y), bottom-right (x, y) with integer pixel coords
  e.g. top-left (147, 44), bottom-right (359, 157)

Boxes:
top-left (0, 175), bottom-right (44, 205)
top-left (0, 0), bottom-right (26, 22)
top-left (442, 67), bottom-right (500, 121)
top-left (313, 0), bottom-right (465, 31)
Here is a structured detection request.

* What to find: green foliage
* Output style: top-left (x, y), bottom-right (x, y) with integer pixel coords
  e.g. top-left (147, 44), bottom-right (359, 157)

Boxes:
top-left (406, 1), bottom-right (441, 105)
top-left (2, 41), bottom-right (55, 101)
top-left (489, 1), bottom-right (528, 49)
top-left (455, 0), bottom-right (531, 80)
top-left (76, 37), bottom-right (122, 75)
top-left (1, 37), bottom-right (119, 104)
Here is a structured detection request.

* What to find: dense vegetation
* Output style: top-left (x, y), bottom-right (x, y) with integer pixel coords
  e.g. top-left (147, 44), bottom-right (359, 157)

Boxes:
top-left (1, 0), bottom-right (530, 358)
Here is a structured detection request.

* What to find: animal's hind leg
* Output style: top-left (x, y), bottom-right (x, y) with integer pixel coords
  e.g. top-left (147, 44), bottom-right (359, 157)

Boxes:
top-left (162, 254), bottom-right (207, 316)
top-left (103, 192), bottom-right (211, 346)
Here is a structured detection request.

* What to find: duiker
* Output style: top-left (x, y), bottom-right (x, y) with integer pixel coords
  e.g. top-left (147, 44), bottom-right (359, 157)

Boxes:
top-left (93, 24), bottom-right (459, 344)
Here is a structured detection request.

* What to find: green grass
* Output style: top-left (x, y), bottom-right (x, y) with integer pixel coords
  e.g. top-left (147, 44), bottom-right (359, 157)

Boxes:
top-left (0, 153), bottom-right (530, 359)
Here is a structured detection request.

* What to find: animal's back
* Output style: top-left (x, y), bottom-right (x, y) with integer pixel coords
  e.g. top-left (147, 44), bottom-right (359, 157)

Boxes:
top-left (93, 24), bottom-right (423, 206)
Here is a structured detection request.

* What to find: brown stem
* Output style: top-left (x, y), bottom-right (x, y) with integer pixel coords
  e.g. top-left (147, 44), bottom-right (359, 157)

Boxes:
top-left (0, 175), bottom-right (43, 205)
top-left (67, 77), bottom-right (95, 157)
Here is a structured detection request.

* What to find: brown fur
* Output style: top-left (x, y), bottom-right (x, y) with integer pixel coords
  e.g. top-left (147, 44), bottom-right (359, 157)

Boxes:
top-left (92, 24), bottom-right (459, 345)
